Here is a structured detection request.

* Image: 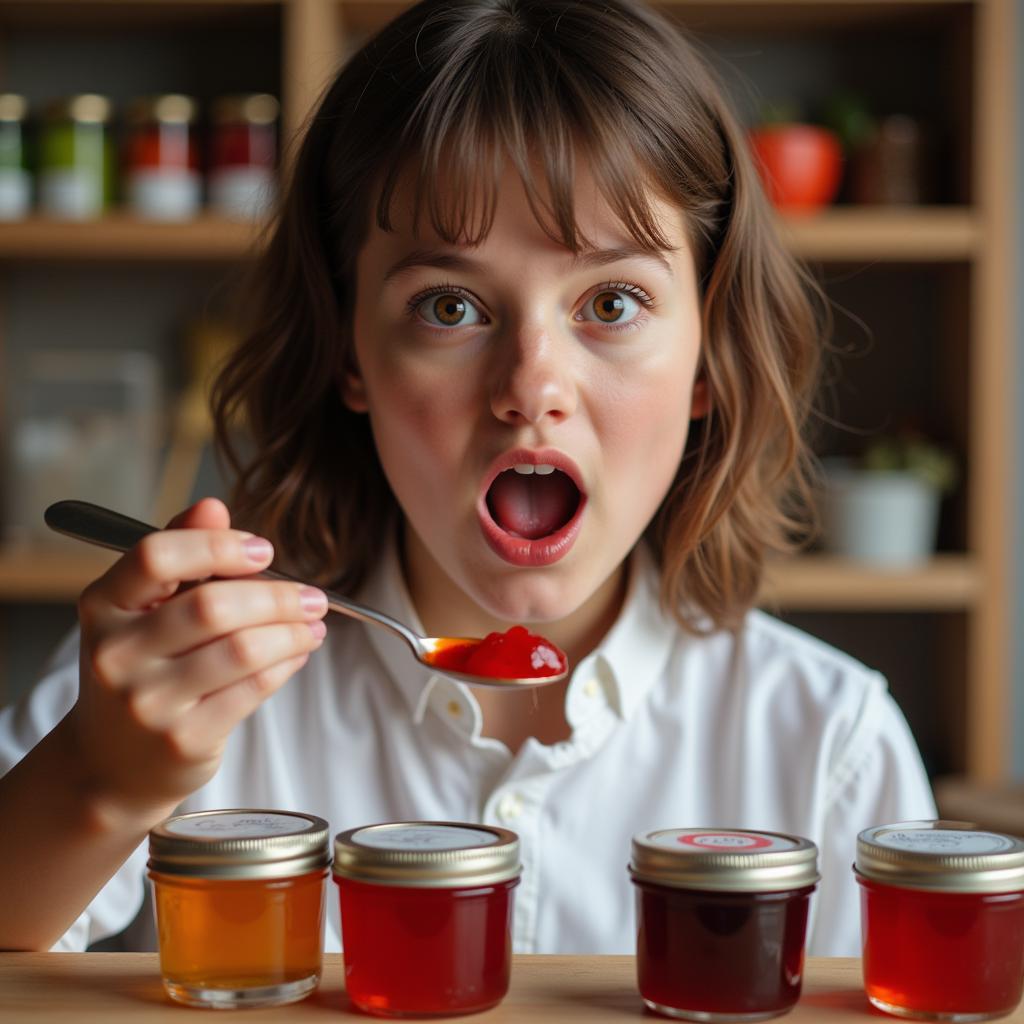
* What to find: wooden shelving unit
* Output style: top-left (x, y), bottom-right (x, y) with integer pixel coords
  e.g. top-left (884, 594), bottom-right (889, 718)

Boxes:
top-left (0, 0), bottom-right (1014, 792)
top-left (0, 215), bottom-right (262, 262)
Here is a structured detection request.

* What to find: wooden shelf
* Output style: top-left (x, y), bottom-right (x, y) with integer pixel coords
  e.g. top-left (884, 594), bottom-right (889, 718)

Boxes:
top-left (759, 554), bottom-right (983, 610)
top-left (0, 208), bottom-right (978, 263)
top-left (779, 207), bottom-right (979, 262)
top-left (0, 215), bottom-right (264, 262)
top-left (342, 1), bottom-right (973, 35)
top-left (0, 546), bottom-right (117, 601)
top-left (0, 547), bottom-right (983, 609)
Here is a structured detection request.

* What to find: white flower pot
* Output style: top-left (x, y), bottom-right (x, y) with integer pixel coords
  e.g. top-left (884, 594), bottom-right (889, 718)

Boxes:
top-left (821, 464), bottom-right (941, 567)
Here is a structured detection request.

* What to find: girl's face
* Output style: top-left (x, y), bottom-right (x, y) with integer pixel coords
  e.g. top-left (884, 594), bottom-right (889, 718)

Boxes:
top-left (347, 166), bottom-right (707, 642)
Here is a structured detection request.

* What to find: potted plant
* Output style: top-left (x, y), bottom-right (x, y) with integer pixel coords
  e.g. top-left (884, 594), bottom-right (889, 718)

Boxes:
top-left (820, 433), bottom-right (957, 567)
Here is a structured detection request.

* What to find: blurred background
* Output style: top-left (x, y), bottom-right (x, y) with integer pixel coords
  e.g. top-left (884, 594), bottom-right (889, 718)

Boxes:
top-left (0, 0), bottom-right (1018, 831)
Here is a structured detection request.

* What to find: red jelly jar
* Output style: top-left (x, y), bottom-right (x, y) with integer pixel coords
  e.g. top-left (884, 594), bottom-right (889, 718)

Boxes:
top-left (630, 828), bottom-right (820, 1022)
top-left (856, 820), bottom-right (1024, 1021)
top-left (333, 821), bottom-right (520, 1017)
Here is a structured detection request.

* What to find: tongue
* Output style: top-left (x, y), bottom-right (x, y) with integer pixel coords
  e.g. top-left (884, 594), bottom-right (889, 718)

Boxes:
top-left (487, 470), bottom-right (579, 539)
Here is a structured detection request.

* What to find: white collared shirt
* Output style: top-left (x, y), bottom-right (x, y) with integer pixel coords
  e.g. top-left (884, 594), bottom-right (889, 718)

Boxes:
top-left (0, 542), bottom-right (935, 956)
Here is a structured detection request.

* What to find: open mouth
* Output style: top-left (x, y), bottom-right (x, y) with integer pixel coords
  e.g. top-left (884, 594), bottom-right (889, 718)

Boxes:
top-left (484, 463), bottom-right (583, 540)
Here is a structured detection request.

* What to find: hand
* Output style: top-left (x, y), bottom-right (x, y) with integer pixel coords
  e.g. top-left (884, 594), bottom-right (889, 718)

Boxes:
top-left (66, 497), bottom-right (327, 824)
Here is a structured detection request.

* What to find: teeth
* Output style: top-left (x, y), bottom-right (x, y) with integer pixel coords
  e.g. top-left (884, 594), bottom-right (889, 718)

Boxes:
top-left (513, 464), bottom-right (534, 475)
top-left (534, 464), bottom-right (556, 475)
top-left (511, 463), bottom-right (557, 475)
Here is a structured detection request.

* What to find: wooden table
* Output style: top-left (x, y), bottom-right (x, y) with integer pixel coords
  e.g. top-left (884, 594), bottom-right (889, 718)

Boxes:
top-left (4, 954), bottom-right (1019, 1021)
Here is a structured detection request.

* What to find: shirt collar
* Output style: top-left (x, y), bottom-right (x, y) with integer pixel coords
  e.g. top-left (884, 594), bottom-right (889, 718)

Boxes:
top-left (355, 537), bottom-right (449, 724)
top-left (357, 536), bottom-right (678, 726)
top-left (581, 541), bottom-right (678, 721)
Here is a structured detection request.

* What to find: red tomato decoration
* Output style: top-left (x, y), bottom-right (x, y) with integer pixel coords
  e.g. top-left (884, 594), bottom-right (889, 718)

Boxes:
top-left (748, 124), bottom-right (843, 213)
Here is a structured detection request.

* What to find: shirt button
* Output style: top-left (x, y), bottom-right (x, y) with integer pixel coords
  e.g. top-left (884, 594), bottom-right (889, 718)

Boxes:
top-left (497, 793), bottom-right (523, 822)
top-left (446, 700), bottom-right (462, 717)
top-left (583, 679), bottom-right (599, 699)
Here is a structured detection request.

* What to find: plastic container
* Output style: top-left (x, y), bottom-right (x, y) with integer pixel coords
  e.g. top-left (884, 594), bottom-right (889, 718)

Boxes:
top-left (124, 94), bottom-right (200, 220)
top-left (38, 94), bottom-right (113, 219)
top-left (208, 93), bottom-right (278, 219)
top-left (856, 820), bottom-right (1024, 1021)
top-left (0, 94), bottom-right (31, 219)
top-left (148, 808), bottom-right (330, 1009)
top-left (333, 821), bottom-right (521, 1017)
top-left (630, 828), bottom-right (820, 1021)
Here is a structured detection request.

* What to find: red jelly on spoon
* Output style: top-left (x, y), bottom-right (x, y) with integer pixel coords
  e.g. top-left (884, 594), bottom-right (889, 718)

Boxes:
top-left (425, 626), bottom-right (567, 681)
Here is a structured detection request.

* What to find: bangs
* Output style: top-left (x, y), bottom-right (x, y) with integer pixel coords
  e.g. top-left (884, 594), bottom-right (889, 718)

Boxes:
top-left (372, 15), bottom-right (688, 256)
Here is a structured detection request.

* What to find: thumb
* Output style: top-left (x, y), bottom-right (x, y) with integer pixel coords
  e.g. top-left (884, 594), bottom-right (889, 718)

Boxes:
top-left (165, 497), bottom-right (232, 531)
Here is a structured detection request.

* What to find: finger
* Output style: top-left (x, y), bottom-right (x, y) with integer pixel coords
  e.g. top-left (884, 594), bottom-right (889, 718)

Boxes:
top-left (172, 652), bottom-right (312, 756)
top-left (100, 579), bottom-right (328, 666)
top-left (165, 497), bottom-right (232, 531)
top-left (84, 528), bottom-right (275, 616)
top-left (143, 620), bottom-right (326, 710)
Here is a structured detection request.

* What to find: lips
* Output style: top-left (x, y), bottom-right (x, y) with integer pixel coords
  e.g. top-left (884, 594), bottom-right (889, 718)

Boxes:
top-left (478, 449), bottom-right (587, 567)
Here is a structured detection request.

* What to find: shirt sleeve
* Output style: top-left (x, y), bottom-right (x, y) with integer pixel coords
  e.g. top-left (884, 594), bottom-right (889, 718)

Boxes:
top-left (0, 628), bottom-right (149, 951)
top-left (806, 676), bottom-right (937, 956)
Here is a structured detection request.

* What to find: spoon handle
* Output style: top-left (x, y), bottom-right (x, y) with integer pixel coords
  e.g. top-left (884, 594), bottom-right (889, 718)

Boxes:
top-left (44, 500), bottom-right (425, 656)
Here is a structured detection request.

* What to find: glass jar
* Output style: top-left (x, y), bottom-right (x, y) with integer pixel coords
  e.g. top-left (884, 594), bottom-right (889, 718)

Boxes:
top-left (0, 94), bottom-right (30, 220)
top-left (39, 94), bottom-right (113, 219)
top-left (208, 93), bottom-right (278, 219)
top-left (333, 821), bottom-right (521, 1017)
top-left (630, 828), bottom-right (820, 1022)
top-left (856, 820), bottom-right (1024, 1021)
top-left (148, 808), bottom-right (330, 1009)
top-left (124, 94), bottom-right (200, 221)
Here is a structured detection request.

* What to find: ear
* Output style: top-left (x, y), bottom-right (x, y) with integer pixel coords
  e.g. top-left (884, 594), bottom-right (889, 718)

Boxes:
top-left (690, 375), bottom-right (711, 420)
top-left (341, 362), bottom-right (369, 413)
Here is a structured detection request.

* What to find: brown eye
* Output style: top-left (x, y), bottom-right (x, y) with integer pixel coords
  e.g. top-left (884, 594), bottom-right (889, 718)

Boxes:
top-left (433, 294), bottom-right (466, 325)
top-left (592, 291), bottom-right (625, 323)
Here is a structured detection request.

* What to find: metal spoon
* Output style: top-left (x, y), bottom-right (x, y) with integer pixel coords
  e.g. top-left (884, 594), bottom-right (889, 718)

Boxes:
top-left (44, 500), bottom-right (568, 689)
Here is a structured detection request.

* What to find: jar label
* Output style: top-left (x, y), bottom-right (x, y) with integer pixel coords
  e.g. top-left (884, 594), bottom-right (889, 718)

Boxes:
top-left (875, 828), bottom-right (1015, 855)
top-left (650, 829), bottom-right (797, 853)
top-left (166, 812), bottom-right (314, 838)
top-left (353, 824), bottom-right (500, 851)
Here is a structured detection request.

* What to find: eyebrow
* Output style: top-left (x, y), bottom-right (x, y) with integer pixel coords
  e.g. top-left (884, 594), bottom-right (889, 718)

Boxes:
top-left (382, 245), bottom-right (674, 283)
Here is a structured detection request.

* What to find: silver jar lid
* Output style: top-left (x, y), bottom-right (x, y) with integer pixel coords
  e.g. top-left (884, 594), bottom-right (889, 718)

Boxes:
top-left (630, 828), bottom-right (820, 892)
top-left (333, 821), bottom-right (520, 888)
top-left (856, 820), bottom-right (1024, 894)
top-left (149, 809), bottom-right (330, 880)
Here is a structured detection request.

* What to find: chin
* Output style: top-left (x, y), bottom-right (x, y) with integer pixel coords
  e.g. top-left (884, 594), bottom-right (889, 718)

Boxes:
top-left (470, 574), bottom-right (592, 626)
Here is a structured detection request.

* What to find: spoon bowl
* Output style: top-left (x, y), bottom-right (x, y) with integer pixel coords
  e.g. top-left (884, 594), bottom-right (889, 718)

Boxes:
top-left (44, 500), bottom-right (568, 689)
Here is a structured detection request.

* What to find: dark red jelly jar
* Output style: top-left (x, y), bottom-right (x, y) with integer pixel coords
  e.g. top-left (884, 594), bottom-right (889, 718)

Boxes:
top-left (630, 828), bottom-right (819, 1021)
top-left (333, 822), bottom-right (520, 1017)
top-left (856, 820), bottom-right (1024, 1021)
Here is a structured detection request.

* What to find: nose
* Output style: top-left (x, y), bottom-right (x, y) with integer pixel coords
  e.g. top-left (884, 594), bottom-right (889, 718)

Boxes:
top-left (489, 321), bottom-right (578, 427)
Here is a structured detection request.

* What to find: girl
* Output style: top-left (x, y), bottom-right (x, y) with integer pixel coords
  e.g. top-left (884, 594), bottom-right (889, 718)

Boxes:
top-left (0, 0), bottom-right (934, 955)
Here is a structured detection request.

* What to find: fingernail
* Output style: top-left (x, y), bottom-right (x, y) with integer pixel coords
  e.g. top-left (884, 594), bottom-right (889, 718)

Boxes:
top-left (309, 620), bottom-right (327, 640)
top-left (243, 537), bottom-right (273, 562)
top-left (299, 586), bottom-right (328, 615)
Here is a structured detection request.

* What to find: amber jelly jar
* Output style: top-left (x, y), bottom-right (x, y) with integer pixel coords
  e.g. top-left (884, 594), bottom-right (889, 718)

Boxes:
top-left (630, 828), bottom-right (820, 1022)
top-left (148, 808), bottom-right (330, 1009)
top-left (856, 820), bottom-right (1024, 1021)
top-left (333, 821), bottom-right (521, 1017)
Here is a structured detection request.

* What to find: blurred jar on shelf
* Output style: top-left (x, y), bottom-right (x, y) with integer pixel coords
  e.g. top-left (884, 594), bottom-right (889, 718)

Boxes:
top-left (209, 93), bottom-right (278, 219)
top-left (0, 94), bottom-right (31, 220)
top-left (124, 94), bottom-right (201, 221)
top-left (39, 94), bottom-right (114, 219)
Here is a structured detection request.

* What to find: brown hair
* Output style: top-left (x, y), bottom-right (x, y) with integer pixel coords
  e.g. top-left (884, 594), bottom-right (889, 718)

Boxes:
top-left (212, 0), bottom-right (824, 631)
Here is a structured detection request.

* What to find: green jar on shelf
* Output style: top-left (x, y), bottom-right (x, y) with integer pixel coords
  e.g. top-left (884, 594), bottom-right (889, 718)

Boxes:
top-left (0, 94), bottom-right (31, 219)
top-left (39, 94), bottom-right (114, 219)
